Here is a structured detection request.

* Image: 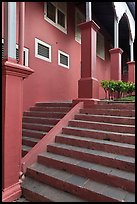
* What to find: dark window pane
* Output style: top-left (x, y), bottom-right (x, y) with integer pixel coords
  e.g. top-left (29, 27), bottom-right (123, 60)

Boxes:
top-left (57, 9), bottom-right (65, 28)
top-left (60, 53), bottom-right (68, 66)
top-left (47, 2), bottom-right (56, 23)
top-left (38, 43), bottom-right (49, 59)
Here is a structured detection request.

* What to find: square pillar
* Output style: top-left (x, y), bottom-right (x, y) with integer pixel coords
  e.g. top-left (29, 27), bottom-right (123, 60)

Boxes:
top-left (127, 61), bottom-right (135, 83)
top-left (109, 48), bottom-right (123, 81)
top-left (73, 20), bottom-right (100, 106)
top-left (2, 61), bottom-right (34, 202)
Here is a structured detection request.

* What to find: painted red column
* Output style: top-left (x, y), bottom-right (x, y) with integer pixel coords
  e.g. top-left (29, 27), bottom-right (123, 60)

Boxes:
top-left (18, 2), bottom-right (25, 65)
top-left (2, 2), bottom-right (34, 202)
top-left (109, 48), bottom-right (123, 81)
top-left (2, 61), bottom-right (34, 202)
top-left (73, 20), bottom-right (100, 106)
top-left (127, 61), bottom-right (135, 83)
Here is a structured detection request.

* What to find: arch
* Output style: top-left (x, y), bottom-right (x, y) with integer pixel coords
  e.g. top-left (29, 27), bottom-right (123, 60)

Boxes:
top-left (112, 2), bottom-right (135, 42)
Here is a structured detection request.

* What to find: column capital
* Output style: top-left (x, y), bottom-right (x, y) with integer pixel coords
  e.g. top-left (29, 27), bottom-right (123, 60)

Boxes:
top-left (79, 20), bottom-right (100, 32)
top-left (127, 61), bottom-right (135, 65)
top-left (2, 60), bottom-right (34, 78)
top-left (109, 48), bottom-right (123, 55)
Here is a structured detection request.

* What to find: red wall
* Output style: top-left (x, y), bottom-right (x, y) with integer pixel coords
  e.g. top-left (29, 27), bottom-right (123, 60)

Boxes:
top-left (2, 2), bottom-right (112, 111)
top-left (23, 2), bottom-right (81, 111)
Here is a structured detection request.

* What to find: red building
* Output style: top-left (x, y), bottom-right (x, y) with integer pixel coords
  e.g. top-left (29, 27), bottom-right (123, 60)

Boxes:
top-left (2, 2), bottom-right (135, 202)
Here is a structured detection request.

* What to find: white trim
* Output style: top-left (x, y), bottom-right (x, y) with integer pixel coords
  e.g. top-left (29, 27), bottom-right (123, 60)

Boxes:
top-left (44, 2), bottom-right (67, 34)
top-left (2, 38), bottom-right (29, 66)
top-left (58, 50), bottom-right (69, 68)
top-left (35, 38), bottom-right (52, 62)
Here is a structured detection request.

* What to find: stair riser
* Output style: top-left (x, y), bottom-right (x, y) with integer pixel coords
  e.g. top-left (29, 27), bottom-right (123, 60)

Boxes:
top-left (26, 168), bottom-right (120, 202)
top-left (23, 111), bottom-right (66, 118)
top-left (55, 136), bottom-right (135, 157)
top-left (80, 109), bottom-right (135, 117)
top-left (62, 128), bottom-right (135, 145)
top-left (86, 104), bottom-right (135, 110)
top-left (38, 156), bottom-right (135, 193)
top-left (22, 150), bottom-right (28, 157)
top-left (22, 139), bottom-right (38, 148)
top-left (75, 115), bottom-right (135, 125)
top-left (23, 117), bottom-right (59, 125)
top-left (36, 102), bottom-right (72, 107)
top-left (47, 145), bottom-right (135, 173)
top-left (22, 124), bottom-right (52, 132)
top-left (22, 130), bottom-right (45, 139)
top-left (69, 121), bottom-right (134, 134)
top-left (23, 189), bottom-right (50, 202)
top-left (30, 107), bottom-right (71, 112)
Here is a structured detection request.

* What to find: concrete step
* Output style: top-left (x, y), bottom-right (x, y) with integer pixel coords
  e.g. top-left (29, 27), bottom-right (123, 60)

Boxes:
top-left (22, 136), bottom-right (40, 147)
top-left (22, 176), bottom-right (87, 202)
top-left (69, 119), bottom-right (135, 134)
top-left (75, 114), bottom-right (135, 125)
top-left (22, 129), bottom-right (47, 139)
top-left (23, 111), bottom-right (66, 118)
top-left (30, 106), bottom-right (71, 112)
top-left (62, 126), bottom-right (135, 145)
top-left (35, 102), bottom-right (72, 107)
top-left (38, 152), bottom-right (135, 193)
top-left (24, 163), bottom-right (135, 202)
top-left (85, 103), bottom-right (135, 110)
top-left (55, 134), bottom-right (135, 157)
top-left (22, 145), bottom-right (32, 157)
top-left (22, 122), bottom-right (53, 132)
top-left (80, 108), bottom-right (135, 117)
top-left (47, 143), bottom-right (135, 172)
top-left (23, 116), bottom-right (60, 125)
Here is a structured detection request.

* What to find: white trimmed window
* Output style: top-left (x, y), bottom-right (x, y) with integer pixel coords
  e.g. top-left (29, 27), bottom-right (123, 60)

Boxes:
top-left (35, 38), bottom-right (51, 62)
top-left (97, 32), bottom-right (105, 60)
top-left (2, 38), bottom-right (29, 66)
top-left (58, 50), bottom-right (69, 68)
top-left (44, 2), bottom-right (67, 34)
top-left (75, 8), bottom-right (85, 43)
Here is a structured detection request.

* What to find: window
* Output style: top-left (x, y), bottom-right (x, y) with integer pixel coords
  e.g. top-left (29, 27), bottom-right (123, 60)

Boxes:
top-left (35, 38), bottom-right (51, 62)
top-left (97, 32), bottom-right (105, 60)
top-left (58, 50), bottom-right (69, 68)
top-left (2, 39), bottom-right (29, 66)
top-left (44, 2), bottom-right (67, 34)
top-left (75, 8), bottom-right (85, 43)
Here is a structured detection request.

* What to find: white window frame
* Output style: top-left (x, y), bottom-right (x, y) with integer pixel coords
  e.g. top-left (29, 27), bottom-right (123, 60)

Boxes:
top-left (96, 32), bottom-right (105, 60)
top-left (2, 38), bottom-right (29, 66)
top-left (75, 8), bottom-right (85, 44)
top-left (44, 2), bottom-right (67, 34)
top-left (35, 38), bottom-right (52, 62)
top-left (58, 50), bottom-right (69, 68)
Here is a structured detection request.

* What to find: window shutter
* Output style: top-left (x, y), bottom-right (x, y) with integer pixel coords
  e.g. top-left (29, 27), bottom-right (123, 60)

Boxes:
top-left (38, 43), bottom-right (49, 59)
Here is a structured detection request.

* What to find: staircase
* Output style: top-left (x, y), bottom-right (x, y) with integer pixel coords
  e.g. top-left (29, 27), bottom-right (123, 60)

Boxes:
top-left (20, 102), bottom-right (135, 202)
top-left (22, 102), bottom-right (72, 156)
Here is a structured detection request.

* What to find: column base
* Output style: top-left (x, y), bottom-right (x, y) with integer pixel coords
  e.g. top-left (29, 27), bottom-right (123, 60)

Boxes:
top-left (78, 77), bottom-right (99, 99)
top-left (2, 182), bottom-right (21, 202)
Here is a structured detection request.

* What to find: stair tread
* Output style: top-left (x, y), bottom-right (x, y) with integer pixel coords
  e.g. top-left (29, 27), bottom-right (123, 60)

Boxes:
top-left (26, 163), bottom-right (135, 202)
top-left (48, 143), bottom-right (135, 163)
top-left (22, 176), bottom-right (87, 202)
top-left (64, 126), bottom-right (135, 137)
top-left (56, 134), bottom-right (135, 148)
top-left (22, 145), bottom-right (32, 151)
top-left (22, 128), bottom-right (47, 134)
top-left (23, 116), bottom-right (60, 120)
top-left (24, 111), bottom-right (67, 114)
top-left (70, 119), bottom-right (135, 128)
top-left (23, 122), bottom-right (54, 127)
top-left (77, 113), bottom-right (135, 119)
top-left (39, 152), bottom-right (135, 181)
top-left (22, 136), bottom-right (40, 142)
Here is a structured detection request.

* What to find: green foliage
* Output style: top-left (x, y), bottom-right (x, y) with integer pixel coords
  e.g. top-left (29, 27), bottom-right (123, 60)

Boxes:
top-left (100, 80), bottom-right (135, 100)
